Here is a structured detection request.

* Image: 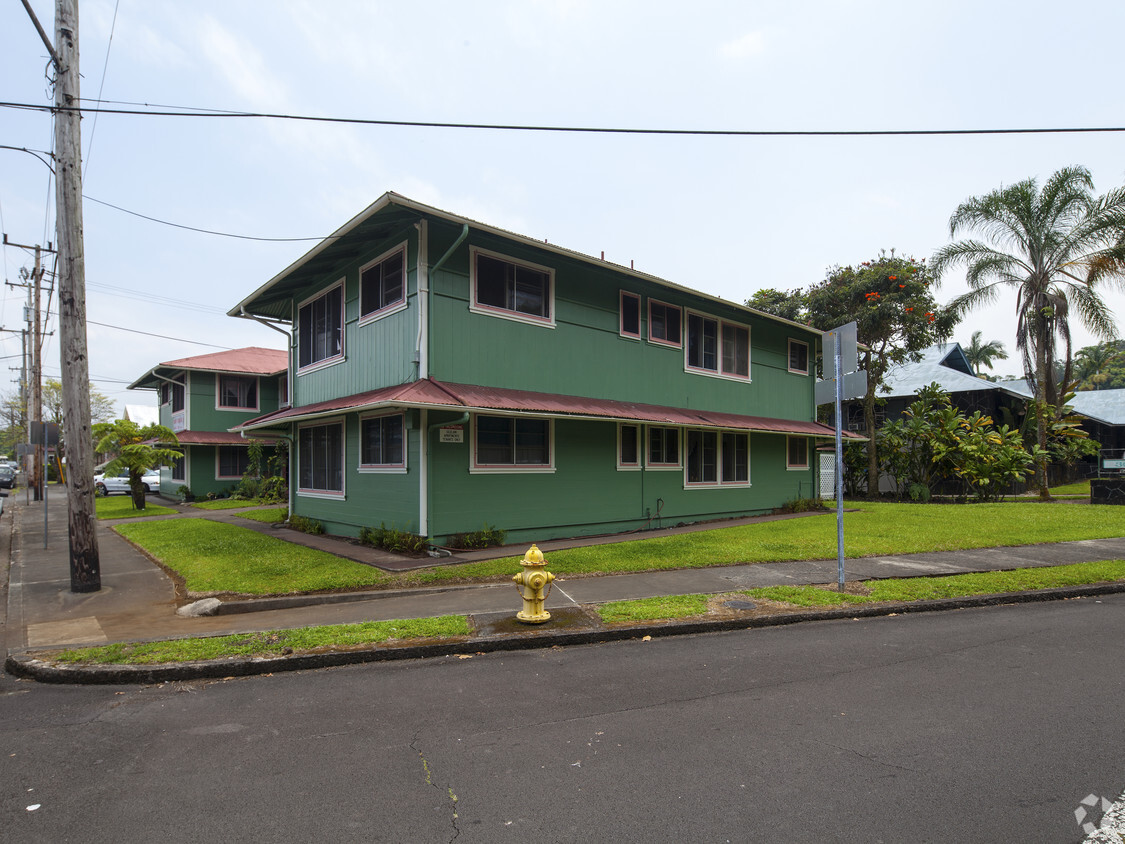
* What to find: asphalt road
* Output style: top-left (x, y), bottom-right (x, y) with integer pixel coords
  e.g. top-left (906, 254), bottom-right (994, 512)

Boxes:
top-left (2, 595), bottom-right (1122, 843)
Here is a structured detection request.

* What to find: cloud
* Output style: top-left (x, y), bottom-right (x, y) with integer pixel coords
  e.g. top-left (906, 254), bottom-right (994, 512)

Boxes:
top-left (719, 30), bottom-right (768, 60)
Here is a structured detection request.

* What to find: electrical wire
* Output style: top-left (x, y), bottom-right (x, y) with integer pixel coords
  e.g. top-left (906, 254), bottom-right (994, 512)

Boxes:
top-left (83, 0), bottom-right (122, 181)
top-left (3, 99), bottom-right (1125, 137)
top-left (43, 310), bottom-right (232, 349)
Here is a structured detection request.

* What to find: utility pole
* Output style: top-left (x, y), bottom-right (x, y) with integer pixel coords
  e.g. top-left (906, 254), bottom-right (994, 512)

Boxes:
top-left (53, 0), bottom-right (100, 591)
top-left (4, 237), bottom-right (51, 500)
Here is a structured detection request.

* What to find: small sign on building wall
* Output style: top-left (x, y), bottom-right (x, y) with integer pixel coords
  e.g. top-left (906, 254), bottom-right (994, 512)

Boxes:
top-left (439, 425), bottom-right (464, 443)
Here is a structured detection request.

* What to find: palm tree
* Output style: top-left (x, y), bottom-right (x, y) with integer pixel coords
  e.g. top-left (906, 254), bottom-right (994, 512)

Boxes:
top-left (1074, 341), bottom-right (1122, 390)
top-left (931, 166), bottom-right (1125, 499)
top-left (963, 330), bottom-right (1009, 376)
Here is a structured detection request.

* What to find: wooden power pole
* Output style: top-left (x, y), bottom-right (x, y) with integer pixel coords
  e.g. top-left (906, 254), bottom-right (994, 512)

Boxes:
top-left (54, 0), bottom-right (100, 591)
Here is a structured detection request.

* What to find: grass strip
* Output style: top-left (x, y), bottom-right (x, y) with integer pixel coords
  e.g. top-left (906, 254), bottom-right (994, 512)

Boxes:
top-left (96, 496), bottom-right (177, 520)
top-left (115, 519), bottom-right (389, 594)
top-left (191, 498), bottom-right (280, 510)
top-left (51, 616), bottom-right (471, 665)
top-left (236, 507), bottom-right (288, 524)
top-left (598, 594), bottom-right (709, 623)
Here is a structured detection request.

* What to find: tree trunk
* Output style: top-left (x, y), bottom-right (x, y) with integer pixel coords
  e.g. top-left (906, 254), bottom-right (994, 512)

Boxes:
top-left (865, 385), bottom-right (879, 499)
top-left (130, 479), bottom-right (146, 511)
top-left (1035, 335), bottom-right (1051, 501)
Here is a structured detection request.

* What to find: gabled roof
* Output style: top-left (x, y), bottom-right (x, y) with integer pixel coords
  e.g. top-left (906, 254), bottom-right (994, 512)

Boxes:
top-left (1070, 389), bottom-right (1125, 426)
top-left (879, 343), bottom-right (1032, 400)
top-left (233, 378), bottom-right (856, 440)
top-left (129, 347), bottom-right (287, 390)
top-left (122, 404), bottom-right (158, 426)
top-left (227, 191), bottom-right (822, 338)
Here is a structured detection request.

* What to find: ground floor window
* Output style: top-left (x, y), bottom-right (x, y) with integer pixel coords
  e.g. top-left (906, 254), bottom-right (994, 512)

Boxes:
top-left (361, 413), bottom-right (405, 469)
top-left (170, 453), bottom-right (186, 483)
top-left (298, 422), bottom-right (344, 494)
top-left (474, 415), bottom-right (552, 470)
top-left (686, 429), bottom-right (749, 487)
top-left (787, 436), bottom-right (809, 469)
top-left (618, 423), bottom-right (640, 469)
top-left (648, 426), bottom-right (680, 468)
top-left (217, 446), bottom-right (251, 479)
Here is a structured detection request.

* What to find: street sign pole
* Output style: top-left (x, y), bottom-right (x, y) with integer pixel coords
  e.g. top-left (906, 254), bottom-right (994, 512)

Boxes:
top-left (834, 331), bottom-right (845, 592)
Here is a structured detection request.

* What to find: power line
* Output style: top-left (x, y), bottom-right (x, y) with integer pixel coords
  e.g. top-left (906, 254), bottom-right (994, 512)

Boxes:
top-left (3, 98), bottom-right (1125, 137)
top-left (44, 311), bottom-right (233, 349)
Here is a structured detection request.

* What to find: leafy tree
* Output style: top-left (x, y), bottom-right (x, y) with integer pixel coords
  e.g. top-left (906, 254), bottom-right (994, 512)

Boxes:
top-left (963, 330), bottom-right (1009, 376)
top-left (803, 251), bottom-right (957, 495)
top-left (93, 420), bottom-right (181, 510)
top-left (746, 288), bottom-right (807, 323)
top-left (1074, 341), bottom-right (1122, 390)
top-left (931, 166), bottom-right (1125, 498)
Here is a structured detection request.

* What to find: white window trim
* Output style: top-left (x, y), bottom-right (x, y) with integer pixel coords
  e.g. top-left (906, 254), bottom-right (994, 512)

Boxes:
top-left (297, 280), bottom-right (346, 375)
top-left (358, 411), bottom-right (408, 474)
top-left (684, 310), bottom-right (751, 382)
top-left (469, 246), bottom-right (556, 329)
top-left (296, 416), bottom-right (347, 499)
top-left (357, 241), bottom-right (409, 326)
top-left (646, 426), bottom-right (682, 470)
top-left (214, 374), bottom-right (261, 413)
top-left (215, 445), bottom-right (250, 481)
top-left (683, 428), bottom-right (751, 489)
top-left (616, 422), bottom-right (641, 470)
top-left (788, 338), bottom-right (810, 376)
top-left (470, 414), bottom-right (556, 474)
top-left (619, 290), bottom-right (641, 340)
top-left (786, 435), bottom-right (810, 470)
top-left (647, 298), bottom-right (682, 348)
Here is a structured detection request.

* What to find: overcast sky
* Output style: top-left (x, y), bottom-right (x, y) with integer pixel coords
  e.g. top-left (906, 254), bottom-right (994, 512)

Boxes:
top-left (2, 0), bottom-right (1123, 415)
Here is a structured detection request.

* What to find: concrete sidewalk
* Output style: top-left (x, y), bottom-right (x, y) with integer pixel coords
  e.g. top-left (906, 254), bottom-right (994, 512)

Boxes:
top-left (5, 485), bottom-right (1125, 682)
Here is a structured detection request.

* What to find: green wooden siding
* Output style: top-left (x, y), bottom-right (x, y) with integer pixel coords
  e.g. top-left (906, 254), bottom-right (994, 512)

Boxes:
top-left (288, 408), bottom-right (818, 543)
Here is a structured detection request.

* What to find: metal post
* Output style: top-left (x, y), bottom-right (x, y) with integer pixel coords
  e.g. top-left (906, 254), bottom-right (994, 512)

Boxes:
top-left (43, 422), bottom-right (48, 548)
top-left (834, 331), bottom-right (845, 592)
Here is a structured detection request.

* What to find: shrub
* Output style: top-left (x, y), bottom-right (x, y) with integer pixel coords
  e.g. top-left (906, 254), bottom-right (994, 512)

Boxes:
top-left (445, 524), bottom-right (507, 549)
top-left (177, 485), bottom-right (194, 503)
top-left (778, 497), bottom-right (827, 514)
top-left (359, 524), bottom-right (429, 554)
top-left (289, 515), bottom-right (324, 535)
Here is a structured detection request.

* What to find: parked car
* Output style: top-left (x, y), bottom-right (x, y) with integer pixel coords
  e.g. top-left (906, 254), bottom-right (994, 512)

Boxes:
top-left (0, 466), bottom-right (15, 489)
top-left (94, 469), bottom-right (160, 496)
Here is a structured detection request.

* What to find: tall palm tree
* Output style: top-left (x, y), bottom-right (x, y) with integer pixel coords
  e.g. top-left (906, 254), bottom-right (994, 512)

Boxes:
top-left (963, 330), bottom-right (1008, 376)
top-left (1074, 341), bottom-right (1121, 390)
top-left (931, 166), bottom-right (1125, 499)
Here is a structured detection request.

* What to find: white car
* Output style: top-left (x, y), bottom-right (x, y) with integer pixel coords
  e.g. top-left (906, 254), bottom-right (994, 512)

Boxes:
top-left (94, 469), bottom-right (160, 496)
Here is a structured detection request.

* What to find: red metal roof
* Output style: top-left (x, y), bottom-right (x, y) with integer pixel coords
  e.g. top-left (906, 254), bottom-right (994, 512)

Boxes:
top-left (159, 347), bottom-right (287, 376)
top-left (238, 378), bottom-right (852, 439)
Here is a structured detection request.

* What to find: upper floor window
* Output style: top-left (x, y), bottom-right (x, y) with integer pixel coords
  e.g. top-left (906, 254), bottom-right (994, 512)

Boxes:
top-left (359, 244), bottom-right (406, 321)
top-left (279, 374), bottom-right (289, 407)
top-left (298, 283), bottom-right (344, 371)
top-left (217, 375), bottom-right (258, 410)
top-left (648, 300), bottom-right (682, 347)
top-left (473, 415), bottom-right (553, 471)
top-left (788, 338), bottom-right (809, 375)
top-left (471, 248), bottom-right (554, 326)
top-left (360, 413), bottom-right (405, 470)
top-left (620, 291), bottom-right (641, 338)
top-left (159, 380), bottom-right (185, 411)
top-left (686, 313), bottom-right (749, 379)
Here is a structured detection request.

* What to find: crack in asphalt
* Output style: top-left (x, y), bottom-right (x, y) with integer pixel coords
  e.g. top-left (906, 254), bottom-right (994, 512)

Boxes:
top-left (410, 729), bottom-right (461, 844)
top-left (808, 738), bottom-right (924, 774)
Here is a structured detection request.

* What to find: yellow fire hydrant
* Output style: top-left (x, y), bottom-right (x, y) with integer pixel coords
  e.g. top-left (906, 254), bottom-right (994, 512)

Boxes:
top-left (513, 544), bottom-right (555, 624)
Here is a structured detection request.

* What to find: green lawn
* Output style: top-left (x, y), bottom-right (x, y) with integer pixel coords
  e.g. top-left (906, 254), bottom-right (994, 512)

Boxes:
top-left (96, 496), bottom-right (177, 520)
top-left (114, 519), bottom-right (388, 594)
top-left (395, 500), bottom-right (1125, 587)
top-left (237, 507), bottom-right (288, 524)
top-left (114, 499), bottom-right (1125, 596)
top-left (1049, 480), bottom-right (1089, 496)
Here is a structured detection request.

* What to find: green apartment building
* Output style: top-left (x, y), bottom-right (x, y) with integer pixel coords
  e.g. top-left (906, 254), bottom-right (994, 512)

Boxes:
top-left (230, 193), bottom-right (834, 543)
top-left (129, 347), bottom-right (287, 499)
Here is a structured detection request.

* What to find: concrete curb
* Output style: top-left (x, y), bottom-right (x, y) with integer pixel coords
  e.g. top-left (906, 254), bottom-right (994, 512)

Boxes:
top-left (7, 581), bottom-right (1124, 685)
